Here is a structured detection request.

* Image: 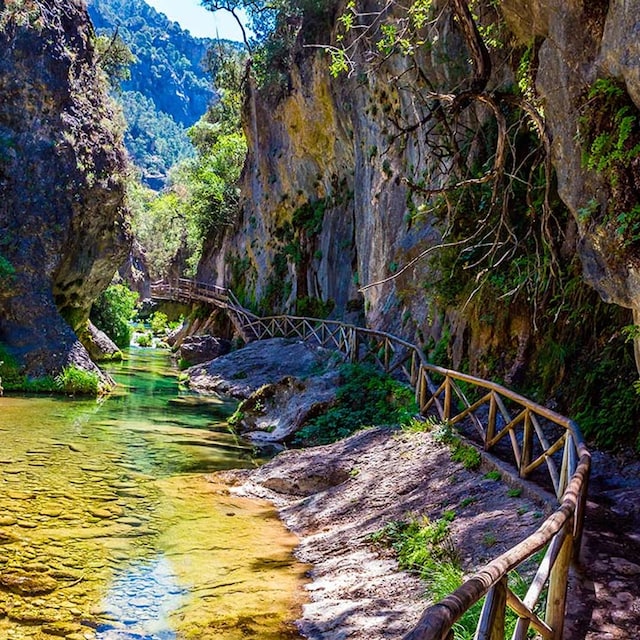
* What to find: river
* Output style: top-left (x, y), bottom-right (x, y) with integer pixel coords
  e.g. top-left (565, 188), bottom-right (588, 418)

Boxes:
top-left (0, 348), bottom-right (306, 639)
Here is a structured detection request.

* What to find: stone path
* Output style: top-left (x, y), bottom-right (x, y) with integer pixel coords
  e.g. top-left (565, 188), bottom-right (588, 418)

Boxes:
top-left (565, 452), bottom-right (640, 639)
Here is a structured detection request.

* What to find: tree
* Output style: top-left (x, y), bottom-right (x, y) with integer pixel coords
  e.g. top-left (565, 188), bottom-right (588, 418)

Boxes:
top-left (95, 30), bottom-right (136, 90)
top-left (90, 284), bottom-right (139, 348)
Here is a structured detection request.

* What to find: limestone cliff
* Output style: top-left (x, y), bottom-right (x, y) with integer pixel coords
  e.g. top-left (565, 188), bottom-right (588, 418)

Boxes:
top-left (198, 0), bottom-right (640, 445)
top-left (0, 0), bottom-right (130, 379)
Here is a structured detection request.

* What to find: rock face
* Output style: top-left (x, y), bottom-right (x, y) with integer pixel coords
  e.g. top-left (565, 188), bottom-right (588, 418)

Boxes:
top-left (233, 370), bottom-right (341, 444)
top-left (196, 0), bottom-right (640, 395)
top-left (0, 0), bottom-right (130, 378)
top-left (500, 0), bottom-right (640, 311)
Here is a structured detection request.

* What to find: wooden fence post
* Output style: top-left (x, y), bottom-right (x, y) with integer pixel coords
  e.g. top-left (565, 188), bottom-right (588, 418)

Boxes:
top-left (486, 392), bottom-right (497, 450)
top-left (520, 410), bottom-right (533, 478)
top-left (546, 522), bottom-right (574, 639)
top-left (444, 376), bottom-right (452, 420)
top-left (349, 328), bottom-right (359, 363)
top-left (476, 576), bottom-right (507, 640)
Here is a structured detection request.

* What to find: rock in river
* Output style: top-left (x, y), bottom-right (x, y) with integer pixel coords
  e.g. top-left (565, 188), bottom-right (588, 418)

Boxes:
top-left (0, 571), bottom-right (58, 595)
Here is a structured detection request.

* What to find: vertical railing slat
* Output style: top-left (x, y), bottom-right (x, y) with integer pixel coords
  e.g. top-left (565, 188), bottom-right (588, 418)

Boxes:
top-left (475, 577), bottom-right (507, 640)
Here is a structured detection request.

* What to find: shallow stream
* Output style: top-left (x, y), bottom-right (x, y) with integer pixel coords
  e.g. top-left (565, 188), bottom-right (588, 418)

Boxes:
top-left (0, 349), bottom-right (306, 639)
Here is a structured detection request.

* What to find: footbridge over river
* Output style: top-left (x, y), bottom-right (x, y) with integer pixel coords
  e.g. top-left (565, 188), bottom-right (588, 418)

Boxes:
top-left (150, 278), bottom-right (591, 640)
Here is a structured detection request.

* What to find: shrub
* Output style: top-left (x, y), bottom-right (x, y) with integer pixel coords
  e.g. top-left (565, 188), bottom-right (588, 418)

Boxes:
top-left (136, 332), bottom-right (153, 347)
top-left (54, 366), bottom-right (101, 396)
top-left (90, 284), bottom-right (139, 348)
top-left (371, 515), bottom-right (536, 639)
top-left (149, 311), bottom-right (169, 335)
top-left (294, 363), bottom-right (418, 446)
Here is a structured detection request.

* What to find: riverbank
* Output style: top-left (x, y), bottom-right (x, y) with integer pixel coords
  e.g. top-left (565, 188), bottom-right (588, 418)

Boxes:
top-left (214, 427), bottom-right (546, 639)
top-left (192, 338), bottom-right (640, 638)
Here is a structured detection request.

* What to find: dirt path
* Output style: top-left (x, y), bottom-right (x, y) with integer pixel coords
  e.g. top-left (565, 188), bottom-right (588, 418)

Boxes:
top-left (215, 430), bottom-right (640, 639)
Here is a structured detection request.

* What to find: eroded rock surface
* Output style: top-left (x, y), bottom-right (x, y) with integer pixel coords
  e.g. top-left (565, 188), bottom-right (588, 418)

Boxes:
top-left (186, 337), bottom-right (339, 398)
top-left (234, 370), bottom-right (341, 444)
top-left (178, 335), bottom-right (231, 367)
top-left (225, 428), bottom-right (545, 640)
top-left (0, 1), bottom-right (129, 378)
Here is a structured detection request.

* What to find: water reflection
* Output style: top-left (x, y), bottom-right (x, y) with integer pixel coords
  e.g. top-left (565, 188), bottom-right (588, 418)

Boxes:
top-left (96, 557), bottom-right (184, 640)
top-left (0, 348), bottom-right (305, 639)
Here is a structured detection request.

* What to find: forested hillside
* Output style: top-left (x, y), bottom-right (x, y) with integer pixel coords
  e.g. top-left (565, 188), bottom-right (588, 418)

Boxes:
top-left (86, 0), bottom-right (218, 186)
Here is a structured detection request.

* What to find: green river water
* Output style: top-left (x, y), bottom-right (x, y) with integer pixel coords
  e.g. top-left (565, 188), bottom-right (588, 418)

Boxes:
top-left (0, 348), bottom-right (306, 640)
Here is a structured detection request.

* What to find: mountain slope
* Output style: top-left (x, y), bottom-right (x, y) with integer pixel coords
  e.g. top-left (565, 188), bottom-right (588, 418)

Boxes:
top-left (87, 0), bottom-right (217, 186)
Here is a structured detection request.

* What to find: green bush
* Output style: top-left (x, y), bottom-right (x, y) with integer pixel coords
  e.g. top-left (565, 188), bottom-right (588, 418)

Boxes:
top-left (294, 363), bottom-right (418, 446)
top-left (149, 311), bottom-right (169, 335)
top-left (55, 366), bottom-right (101, 396)
top-left (371, 515), bottom-right (536, 639)
top-left (136, 332), bottom-right (153, 347)
top-left (90, 284), bottom-right (139, 348)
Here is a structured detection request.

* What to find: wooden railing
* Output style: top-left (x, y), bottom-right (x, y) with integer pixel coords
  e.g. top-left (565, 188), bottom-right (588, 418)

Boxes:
top-left (150, 278), bottom-right (591, 640)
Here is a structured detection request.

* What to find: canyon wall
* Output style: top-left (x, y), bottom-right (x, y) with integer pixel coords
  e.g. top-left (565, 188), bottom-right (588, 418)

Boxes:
top-left (197, 0), bottom-right (640, 442)
top-left (0, 0), bottom-right (130, 378)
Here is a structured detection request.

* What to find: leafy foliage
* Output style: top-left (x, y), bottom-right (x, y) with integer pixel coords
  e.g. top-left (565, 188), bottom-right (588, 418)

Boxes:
top-left (293, 363), bottom-right (418, 446)
top-left (579, 77), bottom-right (640, 248)
top-left (149, 312), bottom-right (169, 335)
top-left (90, 284), bottom-right (139, 348)
top-left (370, 514), bottom-right (540, 639)
top-left (432, 421), bottom-right (482, 470)
top-left (55, 366), bottom-right (101, 396)
top-left (120, 91), bottom-right (195, 183)
top-left (202, 0), bottom-right (338, 91)
top-left (95, 31), bottom-right (136, 89)
top-left (128, 181), bottom-right (189, 279)
top-left (127, 43), bottom-right (248, 279)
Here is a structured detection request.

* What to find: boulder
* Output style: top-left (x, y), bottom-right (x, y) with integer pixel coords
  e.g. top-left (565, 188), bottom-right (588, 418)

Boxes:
top-left (234, 370), bottom-right (341, 443)
top-left (78, 322), bottom-right (122, 362)
top-left (0, 571), bottom-right (58, 596)
top-left (178, 335), bottom-right (231, 367)
top-left (187, 337), bottom-right (340, 398)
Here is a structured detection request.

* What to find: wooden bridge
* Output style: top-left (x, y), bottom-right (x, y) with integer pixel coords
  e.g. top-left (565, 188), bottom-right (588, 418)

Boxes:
top-left (151, 278), bottom-right (591, 640)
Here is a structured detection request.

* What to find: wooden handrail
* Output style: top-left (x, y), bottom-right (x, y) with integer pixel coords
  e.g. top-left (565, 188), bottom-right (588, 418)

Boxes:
top-left (149, 278), bottom-right (591, 640)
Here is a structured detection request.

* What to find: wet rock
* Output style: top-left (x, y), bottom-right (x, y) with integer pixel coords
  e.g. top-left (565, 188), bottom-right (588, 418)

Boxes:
top-left (88, 508), bottom-right (113, 520)
top-left (178, 335), bottom-right (231, 367)
top-left (7, 607), bottom-right (58, 624)
top-left (0, 530), bottom-right (18, 544)
top-left (7, 491), bottom-right (35, 500)
top-left (117, 517), bottom-right (144, 527)
top-left (0, 571), bottom-right (58, 595)
top-left (42, 621), bottom-right (83, 637)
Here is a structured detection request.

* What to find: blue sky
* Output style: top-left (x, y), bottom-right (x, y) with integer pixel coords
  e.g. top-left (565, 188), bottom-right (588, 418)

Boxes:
top-left (144, 0), bottom-right (246, 41)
